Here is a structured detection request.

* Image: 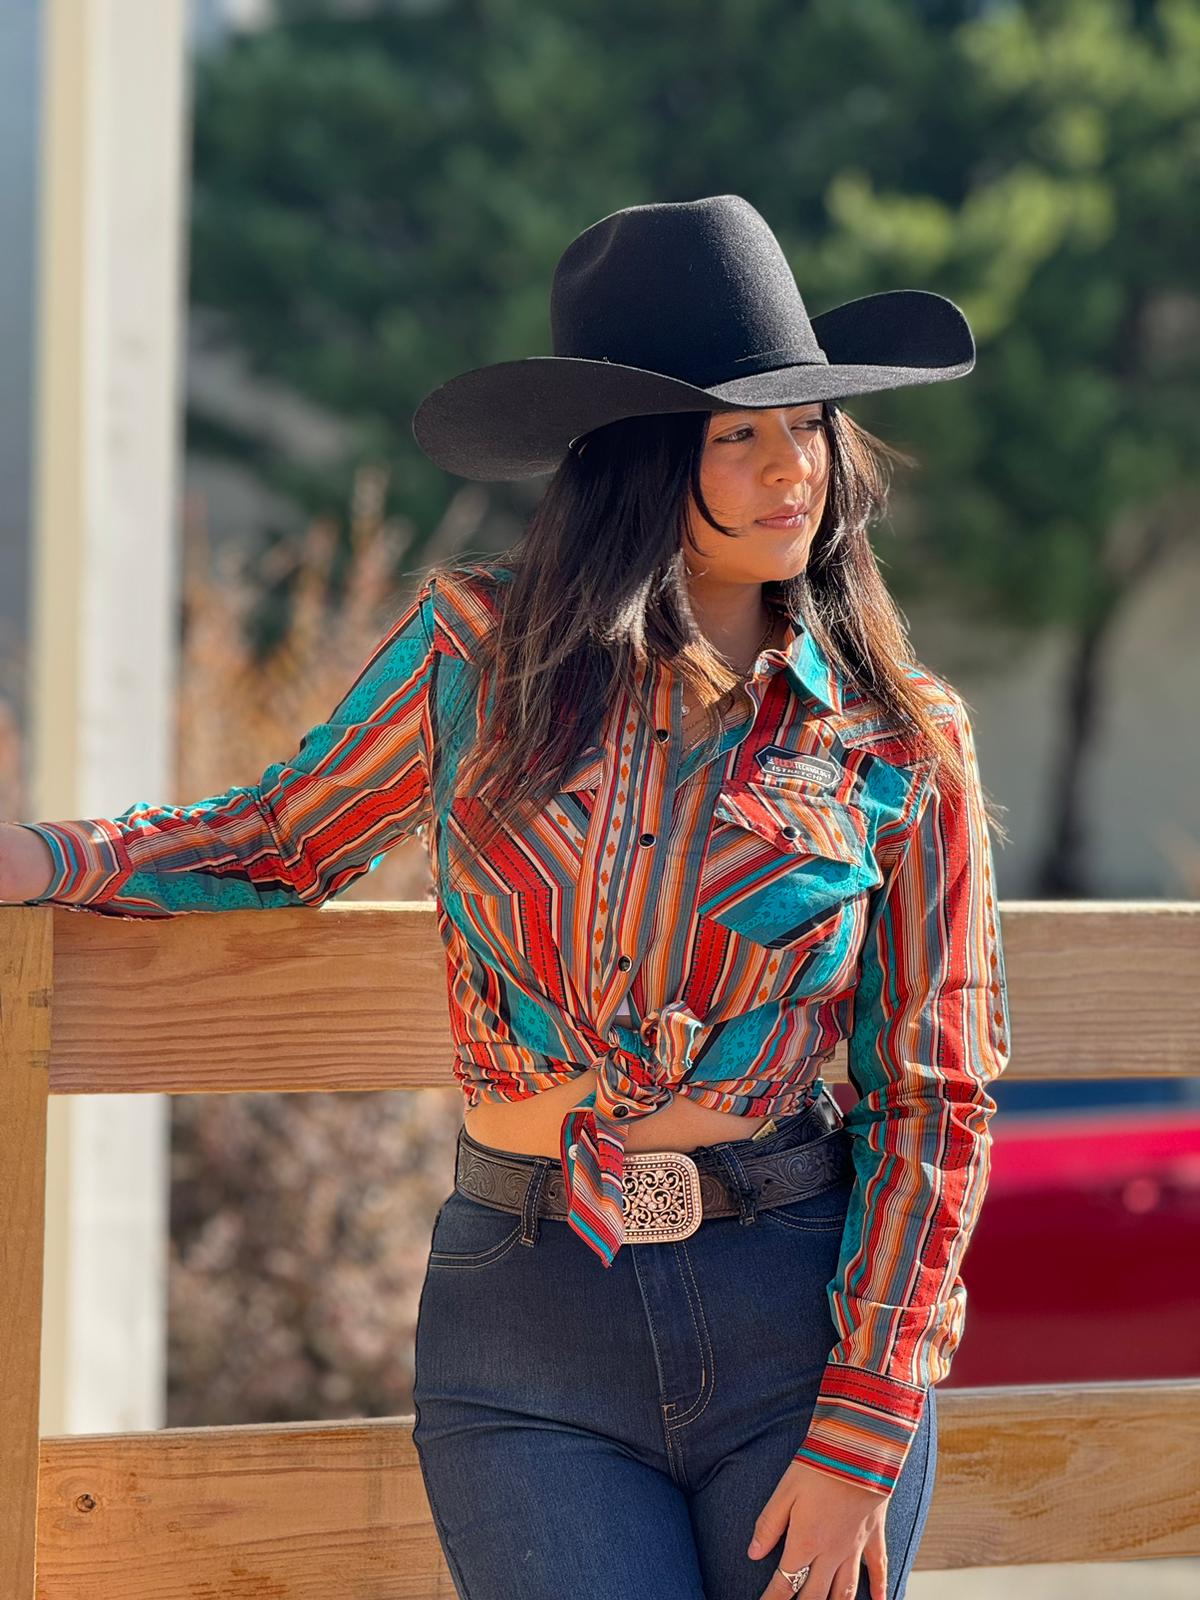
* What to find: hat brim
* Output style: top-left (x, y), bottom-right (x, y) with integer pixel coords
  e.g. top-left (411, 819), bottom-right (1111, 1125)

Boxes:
top-left (411, 289), bottom-right (974, 481)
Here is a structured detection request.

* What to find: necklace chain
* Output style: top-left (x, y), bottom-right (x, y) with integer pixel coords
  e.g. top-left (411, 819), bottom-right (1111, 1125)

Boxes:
top-left (682, 612), bottom-right (778, 719)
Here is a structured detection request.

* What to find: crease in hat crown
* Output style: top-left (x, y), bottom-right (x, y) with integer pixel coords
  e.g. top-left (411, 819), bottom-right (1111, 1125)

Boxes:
top-left (411, 192), bottom-right (975, 481)
top-left (549, 194), bottom-right (830, 390)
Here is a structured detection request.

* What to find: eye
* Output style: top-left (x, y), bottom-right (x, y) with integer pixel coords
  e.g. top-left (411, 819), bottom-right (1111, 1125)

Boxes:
top-left (714, 420), bottom-right (825, 445)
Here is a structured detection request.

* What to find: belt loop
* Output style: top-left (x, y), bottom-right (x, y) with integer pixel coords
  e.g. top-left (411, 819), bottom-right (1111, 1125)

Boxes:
top-left (711, 1145), bottom-right (760, 1225)
top-left (518, 1159), bottom-right (549, 1247)
top-left (818, 1081), bottom-right (843, 1130)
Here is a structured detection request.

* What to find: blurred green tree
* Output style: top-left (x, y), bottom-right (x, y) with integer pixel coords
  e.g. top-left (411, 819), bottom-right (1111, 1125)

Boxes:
top-left (189, 0), bottom-right (1200, 893)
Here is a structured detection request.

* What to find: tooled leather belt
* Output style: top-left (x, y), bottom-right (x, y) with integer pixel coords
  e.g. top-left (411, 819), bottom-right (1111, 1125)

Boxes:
top-left (453, 1090), bottom-right (854, 1240)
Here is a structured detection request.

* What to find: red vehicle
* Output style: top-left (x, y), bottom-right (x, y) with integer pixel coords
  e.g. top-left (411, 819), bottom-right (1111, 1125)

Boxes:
top-left (829, 1079), bottom-right (1200, 1387)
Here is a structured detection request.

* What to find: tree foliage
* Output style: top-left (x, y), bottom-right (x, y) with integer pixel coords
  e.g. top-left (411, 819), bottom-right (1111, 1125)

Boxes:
top-left (190, 0), bottom-right (1200, 889)
top-left (170, 0), bottom-right (1200, 1424)
top-left (192, 0), bottom-right (1197, 612)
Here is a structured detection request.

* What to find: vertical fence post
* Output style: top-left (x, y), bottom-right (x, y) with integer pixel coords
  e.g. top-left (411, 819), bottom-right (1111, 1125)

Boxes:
top-left (0, 907), bottom-right (54, 1599)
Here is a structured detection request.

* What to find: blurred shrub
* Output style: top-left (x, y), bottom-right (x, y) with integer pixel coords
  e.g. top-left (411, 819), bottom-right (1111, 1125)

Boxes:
top-left (167, 465), bottom-right (462, 1427)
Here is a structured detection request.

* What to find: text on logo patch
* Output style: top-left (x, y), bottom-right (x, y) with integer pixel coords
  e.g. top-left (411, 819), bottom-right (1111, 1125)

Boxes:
top-left (754, 745), bottom-right (840, 786)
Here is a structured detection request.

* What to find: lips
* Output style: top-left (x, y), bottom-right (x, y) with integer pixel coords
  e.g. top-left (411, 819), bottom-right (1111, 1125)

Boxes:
top-left (757, 504), bottom-right (810, 524)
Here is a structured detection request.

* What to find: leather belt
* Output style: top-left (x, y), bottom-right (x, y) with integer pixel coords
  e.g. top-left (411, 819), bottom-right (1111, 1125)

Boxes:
top-left (454, 1090), bottom-right (854, 1243)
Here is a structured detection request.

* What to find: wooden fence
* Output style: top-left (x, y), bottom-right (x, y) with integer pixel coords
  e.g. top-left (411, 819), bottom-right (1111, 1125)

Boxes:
top-left (3, 899), bottom-right (1199, 1596)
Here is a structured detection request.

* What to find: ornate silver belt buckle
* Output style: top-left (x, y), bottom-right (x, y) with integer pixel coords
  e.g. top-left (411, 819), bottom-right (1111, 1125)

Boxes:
top-left (620, 1150), bottom-right (704, 1243)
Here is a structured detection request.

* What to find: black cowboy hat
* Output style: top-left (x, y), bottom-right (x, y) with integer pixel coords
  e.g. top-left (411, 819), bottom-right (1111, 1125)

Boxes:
top-left (411, 193), bottom-right (975, 481)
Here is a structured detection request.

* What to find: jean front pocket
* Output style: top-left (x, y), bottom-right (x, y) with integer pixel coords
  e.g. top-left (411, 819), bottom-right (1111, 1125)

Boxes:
top-left (427, 1190), bottom-right (525, 1270)
top-left (757, 1138), bottom-right (855, 1234)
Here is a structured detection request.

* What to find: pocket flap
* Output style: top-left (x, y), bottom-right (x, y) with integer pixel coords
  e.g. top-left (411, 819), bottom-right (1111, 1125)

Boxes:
top-left (557, 743), bottom-right (608, 792)
top-left (713, 783), bottom-right (868, 865)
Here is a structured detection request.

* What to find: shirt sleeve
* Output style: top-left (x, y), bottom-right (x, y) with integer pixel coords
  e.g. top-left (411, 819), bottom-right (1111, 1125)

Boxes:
top-left (16, 576), bottom-right (438, 918)
top-left (791, 695), bottom-right (1010, 1496)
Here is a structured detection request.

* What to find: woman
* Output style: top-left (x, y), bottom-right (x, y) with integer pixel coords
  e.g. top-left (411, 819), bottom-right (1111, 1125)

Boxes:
top-left (1, 195), bottom-right (1010, 1600)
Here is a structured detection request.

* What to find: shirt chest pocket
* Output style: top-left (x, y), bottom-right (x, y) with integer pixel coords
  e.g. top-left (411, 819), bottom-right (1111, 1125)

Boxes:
top-left (441, 744), bottom-right (608, 900)
top-left (698, 782), bottom-right (882, 952)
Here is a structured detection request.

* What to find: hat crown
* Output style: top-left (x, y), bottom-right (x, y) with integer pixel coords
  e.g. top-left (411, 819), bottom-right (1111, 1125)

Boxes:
top-left (550, 194), bottom-right (828, 390)
top-left (411, 191), bottom-right (976, 480)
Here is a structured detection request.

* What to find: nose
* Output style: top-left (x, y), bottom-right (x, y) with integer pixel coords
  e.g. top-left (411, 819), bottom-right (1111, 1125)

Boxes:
top-left (765, 429), bottom-right (821, 483)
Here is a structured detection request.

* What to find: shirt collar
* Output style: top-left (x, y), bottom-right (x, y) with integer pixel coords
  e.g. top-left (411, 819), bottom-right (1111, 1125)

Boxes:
top-left (770, 611), bottom-right (844, 717)
top-left (648, 609), bottom-right (845, 721)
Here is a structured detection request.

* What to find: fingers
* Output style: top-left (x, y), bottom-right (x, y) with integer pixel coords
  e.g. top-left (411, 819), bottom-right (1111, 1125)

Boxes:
top-left (823, 1552), bottom-right (868, 1600)
top-left (761, 1551), bottom-right (814, 1597)
top-left (761, 1549), bottom-right (869, 1600)
top-left (747, 1500), bottom-right (788, 1559)
top-left (864, 1535), bottom-right (889, 1599)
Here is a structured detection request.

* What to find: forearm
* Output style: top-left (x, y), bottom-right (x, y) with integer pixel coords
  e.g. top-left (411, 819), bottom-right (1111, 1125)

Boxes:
top-left (793, 695), bottom-right (1010, 1495)
top-left (0, 821), bottom-right (58, 903)
top-left (0, 576), bottom-right (438, 918)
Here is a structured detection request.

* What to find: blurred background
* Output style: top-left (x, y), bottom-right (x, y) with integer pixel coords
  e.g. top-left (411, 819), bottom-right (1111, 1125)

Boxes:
top-left (0, 2), bottom-right (1196, 1592)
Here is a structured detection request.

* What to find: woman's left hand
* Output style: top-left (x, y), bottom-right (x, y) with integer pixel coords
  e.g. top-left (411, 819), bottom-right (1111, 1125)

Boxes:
top-left (747, 1458), bottom-right (890, 1600)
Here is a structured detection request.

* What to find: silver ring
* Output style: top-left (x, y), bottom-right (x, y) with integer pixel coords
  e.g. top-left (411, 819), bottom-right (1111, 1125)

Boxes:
top-left (778, 1562), bottom-right (812, 1593)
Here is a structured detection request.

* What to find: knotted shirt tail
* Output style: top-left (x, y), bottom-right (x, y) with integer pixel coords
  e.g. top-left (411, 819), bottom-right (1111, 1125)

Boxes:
top-left (557, 1005), bottom-right (706, 1265)
top-left (558, 1095), bottom-right (630, 1267)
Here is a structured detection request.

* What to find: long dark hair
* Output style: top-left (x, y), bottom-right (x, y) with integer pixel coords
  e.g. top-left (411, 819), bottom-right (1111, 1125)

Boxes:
top-left (424, 400), bottom-right (1008, 876)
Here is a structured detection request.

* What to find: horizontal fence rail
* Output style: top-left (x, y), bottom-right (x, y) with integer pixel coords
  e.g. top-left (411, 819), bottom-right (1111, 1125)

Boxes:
top-left (29, 1381), bottom-right (1200, 1598)
top-left (35, 900), bottom-right (1200, 1092)
top-left (4, 900), bottom-right (1199, 1598)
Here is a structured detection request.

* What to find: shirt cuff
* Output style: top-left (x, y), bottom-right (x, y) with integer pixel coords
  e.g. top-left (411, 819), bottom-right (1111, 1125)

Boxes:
top-left (16, 820), bottom-right (128, 905)
top-left (791, 1362), bottom-right (930, 1497)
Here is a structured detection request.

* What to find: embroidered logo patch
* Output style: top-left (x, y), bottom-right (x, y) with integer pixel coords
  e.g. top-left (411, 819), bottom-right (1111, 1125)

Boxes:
top-left (753, 745), bottom-right (841, 787)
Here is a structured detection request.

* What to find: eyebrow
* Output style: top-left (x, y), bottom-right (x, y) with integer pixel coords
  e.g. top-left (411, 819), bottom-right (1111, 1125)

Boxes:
top-left (712, 405), bottom-right (823, 422)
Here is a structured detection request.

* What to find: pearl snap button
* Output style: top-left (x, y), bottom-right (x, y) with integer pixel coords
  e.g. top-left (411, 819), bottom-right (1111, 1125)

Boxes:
top-left (568, 1142), bottom-right (579, 1158)
top-left (617, 954), bottom-right (632, 970)
top-left (611, 1102), bottom-right (630, 1117)
top-left (638, 832), bottom-right (655, 846)
top-left (654, 727), bottom-right (669, 741)
top-left (781, 824), bottom-right (798, 839)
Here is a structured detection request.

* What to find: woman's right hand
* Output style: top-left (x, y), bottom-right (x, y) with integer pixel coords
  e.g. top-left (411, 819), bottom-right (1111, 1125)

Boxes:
top-left (0, 821), bottom-right (58, 904)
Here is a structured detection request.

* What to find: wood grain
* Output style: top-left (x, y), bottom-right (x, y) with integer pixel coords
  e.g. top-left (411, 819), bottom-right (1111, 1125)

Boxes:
top-left (31, 1381), bottom-right (1200, 1597)
top-left (0, 908), bottom-right (53, 1600)
top-left (3, 897), bottom-right (1198, 1592)
top-left (37, 900), bottom-right (1200, 1094)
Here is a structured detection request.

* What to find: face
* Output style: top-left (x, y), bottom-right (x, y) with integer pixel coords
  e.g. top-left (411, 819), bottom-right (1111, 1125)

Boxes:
top-left (686, 402), bottom-right (831, 585)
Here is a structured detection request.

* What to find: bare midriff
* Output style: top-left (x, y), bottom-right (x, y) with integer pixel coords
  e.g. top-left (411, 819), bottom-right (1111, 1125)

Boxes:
top-left (462, 1069), bottom-right (773, 1157)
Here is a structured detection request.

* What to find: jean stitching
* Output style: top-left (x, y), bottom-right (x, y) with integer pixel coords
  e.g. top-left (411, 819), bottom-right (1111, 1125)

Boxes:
top-left (630, 1248), bottom-right (694, 1484)
top-left (661, 1241), bottom-right (706, 1421)
top-left (519, 1159), bottom-right (549, 1246)
top-left (663, 1244), bottom-right (716, 1429)
top-left (759, 1204), bottom-right (850, 1235)
top-left (631, 1249), bottom-right (670, 1399)
top-left (428, 1219), bottom-right (523, 1269)
top-left (892, 1390), bottom-right (937, 1599)
top-left (755, 1121), bottom-right (853, 1231)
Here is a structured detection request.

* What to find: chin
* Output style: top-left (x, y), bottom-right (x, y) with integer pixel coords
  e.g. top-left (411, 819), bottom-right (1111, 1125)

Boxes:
top-left (760, 554), bottom-right (811, 579)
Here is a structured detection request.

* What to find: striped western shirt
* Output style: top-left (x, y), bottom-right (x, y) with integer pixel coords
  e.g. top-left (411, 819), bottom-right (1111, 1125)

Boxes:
top-left (19, 561), bottom-right (1010, 1497)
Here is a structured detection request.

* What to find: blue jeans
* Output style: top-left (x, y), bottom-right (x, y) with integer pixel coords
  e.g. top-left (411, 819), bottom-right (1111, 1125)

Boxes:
top-left (412, 1093), bottom-right (937, 1599)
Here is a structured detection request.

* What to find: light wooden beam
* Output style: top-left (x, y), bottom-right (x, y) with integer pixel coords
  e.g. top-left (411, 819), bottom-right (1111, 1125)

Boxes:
top-left (20, 900), bottom-right (1200, 1095)
top-left (0, 909), bottom-right (53, 1600)
top-left (28, 1381), bottom-right (1200, 1599)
